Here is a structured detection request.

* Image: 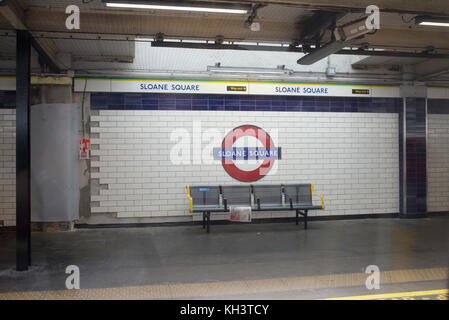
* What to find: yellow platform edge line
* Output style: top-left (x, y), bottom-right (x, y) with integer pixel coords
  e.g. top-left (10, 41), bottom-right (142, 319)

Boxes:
top-left (326, 289), bottom-right (449, 300)
top-left (0, 268), bottom-right (447, 300)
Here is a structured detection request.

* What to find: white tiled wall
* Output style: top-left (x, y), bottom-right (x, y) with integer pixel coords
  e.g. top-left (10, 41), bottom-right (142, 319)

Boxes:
top-left (90, 110), bottom-right (399, 219)
top-left (428, 114), bottom-right (449, 212)
top-left (0, 109), bottom-right (16, 227)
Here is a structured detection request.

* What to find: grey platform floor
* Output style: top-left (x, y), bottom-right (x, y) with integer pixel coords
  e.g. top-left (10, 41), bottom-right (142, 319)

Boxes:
top-left (0, 216), bottom-right (448, 299)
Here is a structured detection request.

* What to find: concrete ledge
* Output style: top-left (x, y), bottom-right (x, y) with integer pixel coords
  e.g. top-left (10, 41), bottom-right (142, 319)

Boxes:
top-left (0, 226), bottom-right (15, 232)
top-left (75, 213), bottom-right (404, 229)
top-left (1, 222), bottom-right (75, 232)
top-left (399, 211), bottom-right (449, 219)
top-left (3, 212), bottom-right (446, 232)
top-left (30, 222), bottom-right (74, 232)
top-left (78, 212), bottom-right (193, 225)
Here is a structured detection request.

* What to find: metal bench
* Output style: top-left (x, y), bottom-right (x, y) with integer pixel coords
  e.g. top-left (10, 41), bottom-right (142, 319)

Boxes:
top-left (222, 185), bottom-right (252, 208)
top-left (186, 185), bottom-right (222, 232)
top-left (253, 184), bottom-right (283, 210)
top-left (186, 183), bottom-right (324, 233)
top-left (283, 184), bottom-right (324, 229)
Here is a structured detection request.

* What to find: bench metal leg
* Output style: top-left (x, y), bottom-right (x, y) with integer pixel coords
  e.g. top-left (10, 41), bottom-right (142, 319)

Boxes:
top-left (206, 211), bottom-right (211, 233)
top-left (296, 210), bottom-right (308, 230)
top-left (304, 210), bottom-right (308, 230)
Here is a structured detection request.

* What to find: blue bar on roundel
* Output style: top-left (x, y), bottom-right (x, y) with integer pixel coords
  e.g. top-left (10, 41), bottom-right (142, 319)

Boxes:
top-left (213, 148), bottom-right (281, 160)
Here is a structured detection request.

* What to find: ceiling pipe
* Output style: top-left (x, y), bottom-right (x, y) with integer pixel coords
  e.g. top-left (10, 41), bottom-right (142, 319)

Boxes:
top-left (71, 69), bottom-right (405, 84)
top-left (150, 41), bottom-right (449, 59)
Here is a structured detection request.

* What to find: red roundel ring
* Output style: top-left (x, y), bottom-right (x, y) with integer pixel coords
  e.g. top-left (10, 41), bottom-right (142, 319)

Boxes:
top-left (221, 124), bottom-right (276, 182)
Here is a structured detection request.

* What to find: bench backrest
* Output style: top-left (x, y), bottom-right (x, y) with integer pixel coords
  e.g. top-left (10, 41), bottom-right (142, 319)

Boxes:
top-left (222, 185), bottom-right (252, 206)
top-left (253, 185), bottom-right (283, 207)
top-left (284, 184), bottom-right (312, 206)
top-left (189, 186), bottom-right (220, 207)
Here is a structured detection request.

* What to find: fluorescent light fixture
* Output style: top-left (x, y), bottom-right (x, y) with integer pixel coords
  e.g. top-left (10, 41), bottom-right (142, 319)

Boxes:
top-left (179, 39), bottom-right (208, 43)
top-left (418, 21), bottom-right (449, 27)
top-left (207, 66), bottom-right (293, 75)
top-left (232, 41), bottom-right (284, 47)
top-left (415, 16), bottom-right (449, 27)
top-left (104, 1), bottom-right (249, 14)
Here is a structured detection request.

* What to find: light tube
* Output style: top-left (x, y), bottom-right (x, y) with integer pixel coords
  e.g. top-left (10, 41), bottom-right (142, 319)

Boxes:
top-left (105, 2), bottom-right (248, 14)
top-left (418, 21), bottom-right (449, 27)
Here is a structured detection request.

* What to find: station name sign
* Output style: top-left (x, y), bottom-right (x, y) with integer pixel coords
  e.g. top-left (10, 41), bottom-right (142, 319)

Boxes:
top-left (138, 82), bottom-right (332, 95)
top-left (140, 83), bottom-right (200, 92)
top-left (275, 86), bottom-right (329, 94)
top-left (73, 78), bottom-right (397, 97)
top-left (136, 81), bottom-right (372, 97)
top-left (213, 147), bottom-right (281, 160)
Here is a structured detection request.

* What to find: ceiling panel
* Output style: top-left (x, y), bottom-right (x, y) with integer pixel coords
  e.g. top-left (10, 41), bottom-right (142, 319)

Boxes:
top-left (353, 56), bottom-right (428, 66)
top-left (50, 37), bottom-right (135, 58)
top-left (256, 4), bottom-right (316, 22)
top-left (23, 0), bottom-right (105, 10)
top-left (0, 36), bottom-right (16, 55)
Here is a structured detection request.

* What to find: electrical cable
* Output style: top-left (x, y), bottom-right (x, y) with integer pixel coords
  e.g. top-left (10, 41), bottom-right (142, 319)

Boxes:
top-left (81, 74), bottom-right (87, 138)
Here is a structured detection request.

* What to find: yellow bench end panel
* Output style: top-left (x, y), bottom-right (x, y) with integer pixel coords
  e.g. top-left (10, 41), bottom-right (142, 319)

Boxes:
top-left (311, 184), bottom-right (325, 210)
top-left (186, 185), bottom-right (193, 213)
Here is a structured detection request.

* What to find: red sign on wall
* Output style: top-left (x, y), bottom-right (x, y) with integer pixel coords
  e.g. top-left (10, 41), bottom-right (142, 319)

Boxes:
top-left (214, 125), bottom-right (281, 182)
top-left (79, 138), bottom-right (90, 160)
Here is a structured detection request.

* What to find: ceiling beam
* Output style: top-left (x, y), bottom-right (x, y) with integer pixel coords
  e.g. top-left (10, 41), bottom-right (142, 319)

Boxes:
top-left (414, 58), bottom-right (449, 79)
top-left (0, 53), bottom-right (15, 60)
top-left (25, 7), bottom-right (298, 41)
top-left (151, 41), bottom-right (449, 59)
top-left (0, 0), bottom-right (61, 72)
top-left (30, 37), bottom-right (61, 73)
top-left (0, 53), bottom-right (135, 64)
top-left (21, 7), bottom-right (449, 53)
top-left (73, 55), bottom-right (134, 63)
top-left (0, 0), bottom-right (25, 29)
top-left (208, 0), bottom-right (449, 16)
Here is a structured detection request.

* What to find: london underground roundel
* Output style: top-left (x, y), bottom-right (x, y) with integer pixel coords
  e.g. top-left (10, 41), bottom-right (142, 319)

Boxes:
top-left (213, 125), bottom-right (281, 182)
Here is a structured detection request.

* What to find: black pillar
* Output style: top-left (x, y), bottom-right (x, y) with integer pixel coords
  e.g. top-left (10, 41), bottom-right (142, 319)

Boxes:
top-left (16, 30), bottom-right (31, 271)
top-left (403, 97), bottom-right (427, 215)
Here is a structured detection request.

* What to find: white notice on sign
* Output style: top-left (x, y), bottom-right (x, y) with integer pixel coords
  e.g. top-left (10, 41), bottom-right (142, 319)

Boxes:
top-left (229, 206), bottom-right (252, 222)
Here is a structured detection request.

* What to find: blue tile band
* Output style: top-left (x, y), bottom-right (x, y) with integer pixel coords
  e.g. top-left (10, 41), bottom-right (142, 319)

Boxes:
top-left (90, 93), bottom-right (402, 113)
top-left (428, 99), bottom-right (449, 114)
top-left (0, 91), bottom-right (16, 109)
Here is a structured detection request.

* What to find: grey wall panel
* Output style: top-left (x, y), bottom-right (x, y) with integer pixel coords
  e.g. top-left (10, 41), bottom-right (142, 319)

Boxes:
top-left (31, 103), bottom-right (79, 222)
